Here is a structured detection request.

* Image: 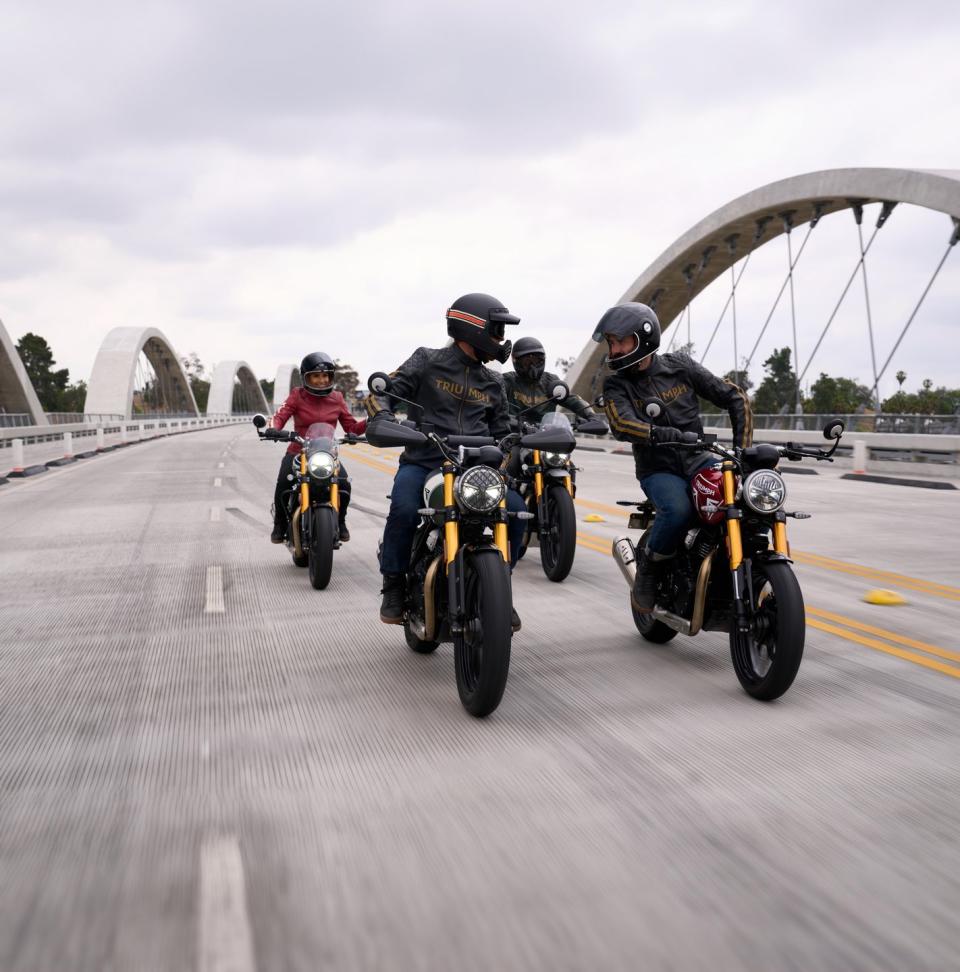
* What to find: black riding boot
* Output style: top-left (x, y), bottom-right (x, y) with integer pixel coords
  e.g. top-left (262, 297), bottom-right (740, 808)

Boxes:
top-left (270, 506), bottom-right (286, 544)
top-left (380, 573), bottom-right (406, 624)
top-left (631, 547), bottom-right (660, 614)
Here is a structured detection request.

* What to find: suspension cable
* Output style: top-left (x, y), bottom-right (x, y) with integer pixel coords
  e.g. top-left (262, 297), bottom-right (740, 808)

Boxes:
top-left (743, 221), bottom-right (815, 374)
top-left (796, 201), bottom-right (897, 387)
top-left (869, 217), bottom-right (960, 404)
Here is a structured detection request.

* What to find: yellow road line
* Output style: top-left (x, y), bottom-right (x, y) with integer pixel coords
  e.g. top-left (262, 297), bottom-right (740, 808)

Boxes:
top-left (806, 607), bottom-right (960, 664)
top-left (807, 619), bottom-right (960, 680)
top-left (792, 551), bottom-right (960, 601)
top-left (571, 531), bottom-right (960, 680)
top-left (348, 451), bottom-right (401, 476)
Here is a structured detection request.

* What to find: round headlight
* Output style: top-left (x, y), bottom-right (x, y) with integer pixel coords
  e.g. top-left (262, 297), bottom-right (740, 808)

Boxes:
top-left (455, 465), bottom-right (505, 513)
top-left (542, 452), bottom-right (570, 468)
top-left (307, 451), bottom-right (336, 479)
top-left (743, 469), bottom-right (786, 513)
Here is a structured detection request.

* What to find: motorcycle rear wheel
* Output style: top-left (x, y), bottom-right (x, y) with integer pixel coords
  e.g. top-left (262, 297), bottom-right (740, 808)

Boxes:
top-left (307, 507), bottom-right (336, 589)
top-left (454, 553), bottom-right (512, 717)
top-left (539, 486), bottom-right (576, 582)
top-left (730, 560), bottom-right (805, 701)
top-left (631, 599), bottom-right (678, 643)
top-left (404, 618), bottom-right (439, 654)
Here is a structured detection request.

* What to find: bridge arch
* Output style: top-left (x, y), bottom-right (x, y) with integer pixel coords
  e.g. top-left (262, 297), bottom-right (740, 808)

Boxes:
top-left (207, 361), bottom-right (270, 416)
top-left (272, 363), bottom-right (301, 408)
top-left (84, 327), bottom-right (199, 419)
top-left (0, 317), bottom-right (49, 425)
top-left (568, 167), bottom-right (960, 397)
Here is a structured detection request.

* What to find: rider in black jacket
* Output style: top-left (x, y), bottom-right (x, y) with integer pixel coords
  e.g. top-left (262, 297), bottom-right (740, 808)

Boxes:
top-left (503, 336), bottom-right (596, 423)
top-left (366, 293), bottom-right (527, 629)
top-left (596, 302), bottom-right (753, 613)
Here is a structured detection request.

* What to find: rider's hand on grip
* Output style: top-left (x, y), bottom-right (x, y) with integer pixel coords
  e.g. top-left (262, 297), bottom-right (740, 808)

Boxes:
top-left (651, 426), bottom-right (683, 444)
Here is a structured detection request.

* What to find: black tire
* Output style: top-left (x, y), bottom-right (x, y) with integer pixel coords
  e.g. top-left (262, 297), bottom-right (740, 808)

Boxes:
top-left (631, 598), bottom-right (678, 643)
top-left (454, 552), bottom-right (512, 717)
top-left (539, 486), bottom-right (576, 582)
top-left (307, 507), bottom-right (336, 589)
top-left (729, 560), bottom-right (805, 701)
top-left (404, 620), bottom-right (439, 654)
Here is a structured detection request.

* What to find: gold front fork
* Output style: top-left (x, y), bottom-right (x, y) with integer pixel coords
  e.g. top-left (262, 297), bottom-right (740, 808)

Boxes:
top-left (299, 453), bottom-right (310, 513)
top-left (773, 517), bottom-right (789, 555)
top-left (494, 499), bottom-right (508, 562)
top-left (330, 462), bottom-right (340, 514)
top-left (532, 449), bottom-right (544, 500)
top-left (722, 461), bottom-right (743, 570)
top-left (443, 469), bottom-right (459, 567)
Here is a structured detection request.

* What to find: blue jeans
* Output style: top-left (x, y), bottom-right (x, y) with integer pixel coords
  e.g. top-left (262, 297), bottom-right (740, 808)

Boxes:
top-left (639, 471), bottom-right (695, 556)
top-left (380, 462), bottom-right (526, 574)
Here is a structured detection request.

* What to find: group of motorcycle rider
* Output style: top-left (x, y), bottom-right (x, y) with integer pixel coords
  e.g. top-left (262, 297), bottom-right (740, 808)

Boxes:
top-left (268, 293), bottom-right (753, 624)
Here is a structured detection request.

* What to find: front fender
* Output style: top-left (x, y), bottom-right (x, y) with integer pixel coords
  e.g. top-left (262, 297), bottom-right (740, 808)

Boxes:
top-left (753, 550), bottom-right (794, 565)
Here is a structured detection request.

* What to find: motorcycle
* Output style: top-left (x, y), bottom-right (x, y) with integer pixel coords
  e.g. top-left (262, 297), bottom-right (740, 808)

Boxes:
top-left (365, 372), bottom-right (576, 717)
top-left (511, 401), bottom-right (608, 582)
top-left (252, 414), bottom-right (361, 590)
top-left (611, 401), bottom-right (845, 700)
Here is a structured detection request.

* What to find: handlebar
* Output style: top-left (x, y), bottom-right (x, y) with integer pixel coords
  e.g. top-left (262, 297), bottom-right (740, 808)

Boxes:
top-left (258, 428), bottom-right (365, 446)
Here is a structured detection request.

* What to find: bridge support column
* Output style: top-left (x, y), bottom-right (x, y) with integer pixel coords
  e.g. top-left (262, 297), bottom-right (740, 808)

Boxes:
top-left (96, 427), bottom-right (105, 451)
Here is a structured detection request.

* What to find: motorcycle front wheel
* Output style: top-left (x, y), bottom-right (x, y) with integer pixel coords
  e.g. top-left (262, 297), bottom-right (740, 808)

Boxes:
top-left (307, 507), bottom-right (336, 589)
top-left (539, 485), bottom-right (576, 582)
top-left (454, 552), bottom-right (512, 717)
top-left (730, 560), bottom-right (805, 701)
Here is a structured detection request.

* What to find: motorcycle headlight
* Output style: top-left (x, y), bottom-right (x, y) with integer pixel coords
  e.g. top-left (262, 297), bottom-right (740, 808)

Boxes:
top-left (542, 452), bottom-right (570, 468)
top-left (743, 469), bottom-right (786, 513)
top-left (454, 465), bottom-right (505, 513)
top-left (307, 451), bottom-right (336, 479)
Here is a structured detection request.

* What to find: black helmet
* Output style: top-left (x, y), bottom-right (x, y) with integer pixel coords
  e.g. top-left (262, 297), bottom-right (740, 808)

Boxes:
top-left (446, 293), bottom-right (520, 364)
top-left (300, 351), bottom-right (336, 397)
top-left (592, 302), bottom-right (661, 372)
top-left (511, 336), bottom-right (546, 382)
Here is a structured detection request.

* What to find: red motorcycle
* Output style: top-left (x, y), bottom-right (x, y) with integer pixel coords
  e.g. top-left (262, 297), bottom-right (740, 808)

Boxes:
top-left (612, 400), bottom-right (844, 700)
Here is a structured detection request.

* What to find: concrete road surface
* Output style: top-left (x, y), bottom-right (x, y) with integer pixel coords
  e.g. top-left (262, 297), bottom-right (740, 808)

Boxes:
top-left (1, 426), bottom-right (958, 971)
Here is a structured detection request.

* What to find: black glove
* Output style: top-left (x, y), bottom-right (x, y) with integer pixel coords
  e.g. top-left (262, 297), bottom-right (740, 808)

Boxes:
top-left (342, 432), bottom-right (358, 445)
top-left (370, 410), bottom-right (397, 424)
top-left (651, 426), bottom-right (684, 444)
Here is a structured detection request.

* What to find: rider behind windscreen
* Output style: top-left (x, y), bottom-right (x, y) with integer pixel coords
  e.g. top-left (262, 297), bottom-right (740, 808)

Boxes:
top-left (270, 352), bottom-right (366, 543)
top-left (365, 293), bottom-right (527, 629)
top-left (596, 302), bottom-right (752, 614)
top-left (503, 335), bottom-right (599, 484)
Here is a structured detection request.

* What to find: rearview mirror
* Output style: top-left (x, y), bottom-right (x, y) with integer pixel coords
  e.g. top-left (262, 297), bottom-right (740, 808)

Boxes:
top-left (551, 382), bottom-right (569, 400)
top-left (822, 419), bottom-right (844, 440)
top-left (252, 414), bottom-right (267, 429)
top-left (368, 372), bottom-right (391, 395)
top-left (643, 399), bottom-right (664, 419)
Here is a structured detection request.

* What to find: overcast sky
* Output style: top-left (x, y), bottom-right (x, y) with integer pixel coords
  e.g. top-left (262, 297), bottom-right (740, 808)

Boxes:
top-left (2, 0), bottom-right (958, 405)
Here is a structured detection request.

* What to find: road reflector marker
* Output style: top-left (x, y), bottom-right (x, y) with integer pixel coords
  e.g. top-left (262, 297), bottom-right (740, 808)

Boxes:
top-left (584, 513), bottom-right (606, 523)
top-left (213, 477), bottom-right (222, 487)
top-left (864, 588), bottom-right (907, 606)
top-left (205, 566), bottom-right (226, 613)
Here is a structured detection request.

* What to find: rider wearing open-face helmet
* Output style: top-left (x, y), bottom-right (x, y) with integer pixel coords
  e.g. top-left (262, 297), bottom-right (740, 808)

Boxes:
top-left (269, 351), bottom-right (366, 544)
top-left (365, 293), bottom-right (528, 630)
top-left (595, 302), bottom-right (753, 614)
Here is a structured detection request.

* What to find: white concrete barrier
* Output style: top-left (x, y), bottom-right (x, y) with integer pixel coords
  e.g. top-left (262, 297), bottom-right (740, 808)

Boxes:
top-left (62, 432), bottom-right (73, 458)
top-left (96, 427), bottom-right (105, 450)
top-left (852, 440), bottom-right (867, 474)
top-left (11, 438), bottom-right (24, 472)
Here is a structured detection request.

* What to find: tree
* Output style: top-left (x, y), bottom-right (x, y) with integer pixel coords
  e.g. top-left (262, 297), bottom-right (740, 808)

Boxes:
top-left (808, 373), bottom-right (873, 414)
top-left (554, 356), bottom-right (575, 377)
top-left (334, 360), bottom-right (360, 400)
top-left (179, 352), bottom-right (210, 412)
top-left (16, 333), bottom-right (70, 411)
top-left (895, 370), bottom-right (907, 389)
top-left (259, 378), bottom-right (275, 403)
top-left (751, 347), bottom-right (801, 414)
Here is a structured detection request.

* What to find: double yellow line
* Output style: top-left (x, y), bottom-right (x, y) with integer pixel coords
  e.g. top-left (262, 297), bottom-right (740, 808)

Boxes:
top-left (572, 525), bottom-right (960, 681)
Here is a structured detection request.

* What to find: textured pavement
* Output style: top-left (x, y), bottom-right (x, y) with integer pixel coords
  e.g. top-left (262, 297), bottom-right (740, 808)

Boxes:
top-left (1, 426), bottom-right (959, 971)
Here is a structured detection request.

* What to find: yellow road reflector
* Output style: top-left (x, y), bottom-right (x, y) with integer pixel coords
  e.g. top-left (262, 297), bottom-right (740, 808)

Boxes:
top-left (584, 514), bottom-right (606, 523)
top-left (864, 588), bottom-right (908, 606)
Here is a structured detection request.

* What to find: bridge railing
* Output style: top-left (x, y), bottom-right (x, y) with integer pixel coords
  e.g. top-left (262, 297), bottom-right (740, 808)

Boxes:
top-left (701, 413), bottom-right (960, 434)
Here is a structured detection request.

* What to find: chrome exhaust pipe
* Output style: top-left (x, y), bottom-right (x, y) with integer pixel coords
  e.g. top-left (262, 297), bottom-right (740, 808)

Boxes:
top-left (612, 537), bottom-right (637, 587)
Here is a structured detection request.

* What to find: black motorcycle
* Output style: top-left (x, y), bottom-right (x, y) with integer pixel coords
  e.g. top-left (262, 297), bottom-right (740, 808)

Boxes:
top-left (253, 414), bottom-right (361, 590)
top-left (611, 401), bottom-right (844, 701)
top-left (366, 372), bottom-right (575, 717)
top-left (511, 395), bottom-right (608, 582)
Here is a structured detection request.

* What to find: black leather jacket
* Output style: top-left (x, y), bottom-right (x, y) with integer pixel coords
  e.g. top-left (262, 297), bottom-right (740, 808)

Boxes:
top-left (502, 370), bottom-right (595, 424)
top-left (603, 352), bottom-right (753, 479)
top-left (365, 344), bottom-right (511, 466)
